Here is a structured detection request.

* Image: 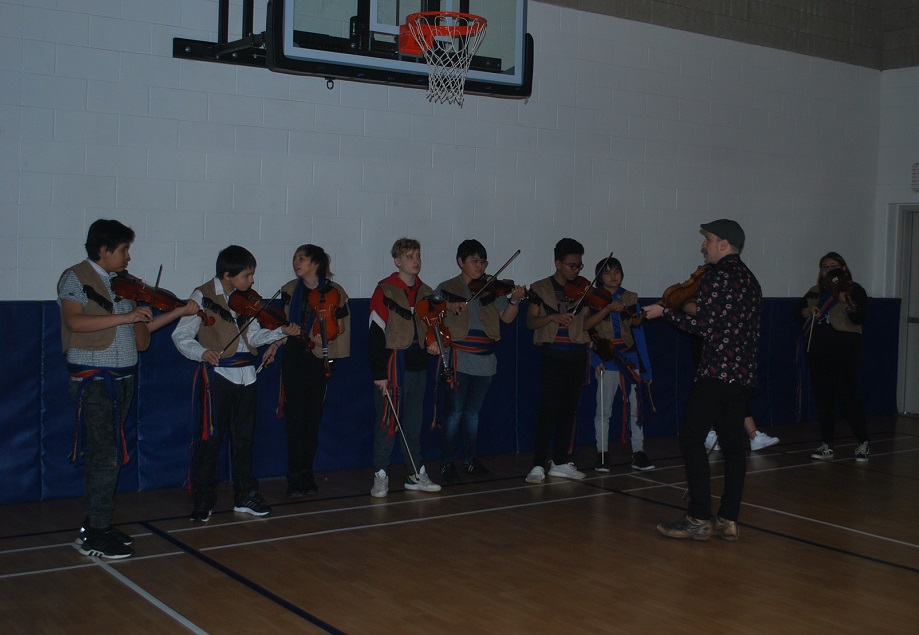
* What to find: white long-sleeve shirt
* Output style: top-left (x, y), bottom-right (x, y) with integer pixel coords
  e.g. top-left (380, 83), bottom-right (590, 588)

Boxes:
top-left (171, 278), bottom-right (287, 386)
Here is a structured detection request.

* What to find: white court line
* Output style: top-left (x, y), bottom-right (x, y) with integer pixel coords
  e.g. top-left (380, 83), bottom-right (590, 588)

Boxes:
top-left (4, 446), bottom-right (918, 580)
top-left (71, 545), bottom-right (208, 635)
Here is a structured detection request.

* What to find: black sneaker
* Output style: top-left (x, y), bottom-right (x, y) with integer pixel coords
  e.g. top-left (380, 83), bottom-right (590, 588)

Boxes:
top-left (440, 461), bottom-right (459, 482)
top-left (77, 518), bottom-right (133, 546)
top-left (595, 452), bottom-right (610, 473)
top-left (464, 458), bottom-right (490, 475)
top-left (630, 451), bottom-right (656, 471)
top-left (78, 527), bottom-right (134, 559)
top-left (190, 506), bottom-right (212, 523)
top-left (234, 491), bottom-right (271, 517)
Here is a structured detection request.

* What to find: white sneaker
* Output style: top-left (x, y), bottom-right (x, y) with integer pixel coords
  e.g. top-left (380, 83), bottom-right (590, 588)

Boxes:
top-left (704, 430), bottom-right (720, 451)
top-left (525, 466), bottom-right (545, 484)
top-left (547, 460), bottom-right (586, 480)
top-left (371, 469), bottom-right (388, 498)
top-left (405, 465), bottom-right (441, 492)
top-left (750, 430), bottom-right (779, 451)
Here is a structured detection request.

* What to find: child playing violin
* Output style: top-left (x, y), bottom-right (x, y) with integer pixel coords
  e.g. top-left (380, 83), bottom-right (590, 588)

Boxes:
top-left (368, 238), bottom-right (442, 497)
top-left (262, 245), bottom-right (351, 497)
top-left (172, 245), bottom-right (301, 522)
top-left (586, 257), bottom-right (656, 472)
top-left (524, 238), bottom-right (608, 484)
top-left (58, 219), bottom-right (200, 559)
top-left (435, 239), bottom-right (526, 481)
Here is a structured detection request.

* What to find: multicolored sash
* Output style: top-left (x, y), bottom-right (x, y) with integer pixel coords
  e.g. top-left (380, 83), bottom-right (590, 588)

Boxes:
top-left (186, 352), bottom-right (256, 490)
top-left (67, 364), bottom-right (135, 465)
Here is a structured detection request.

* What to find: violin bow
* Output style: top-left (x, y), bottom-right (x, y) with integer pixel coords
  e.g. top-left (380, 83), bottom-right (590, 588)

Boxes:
top-left (466, 249), bottom-right (521, 304)
top-left (219, 288), bottom-right (283, 356)
top-left (570, 251), bottom-right (615, 314)
top-left (383, 387), bottom-right (421, 480)
top-left (153, 264), bottom-right (163, 290)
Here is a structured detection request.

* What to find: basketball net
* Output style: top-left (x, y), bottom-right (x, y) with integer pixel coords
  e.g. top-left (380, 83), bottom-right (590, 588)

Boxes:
top-left (404, 12), bottom-right (487, 107)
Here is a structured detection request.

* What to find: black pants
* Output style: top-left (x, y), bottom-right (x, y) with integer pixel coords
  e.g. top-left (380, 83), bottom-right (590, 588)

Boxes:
top-left (533, 351), bottom-right (585, 467)
top-left (682, 378), bottom-right (752, 522)
top-left (281, 347), bottom-right (329, 489)
top-left (69, 375), bottom-right (135, 530)
top-left (191, 374), bottom-right (258, 507)
top-left (807, 327), bottom-right (868, 445)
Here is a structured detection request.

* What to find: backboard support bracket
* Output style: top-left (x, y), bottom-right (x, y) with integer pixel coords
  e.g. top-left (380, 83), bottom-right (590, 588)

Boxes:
top-left (173, 0), bottom-right (267, 68)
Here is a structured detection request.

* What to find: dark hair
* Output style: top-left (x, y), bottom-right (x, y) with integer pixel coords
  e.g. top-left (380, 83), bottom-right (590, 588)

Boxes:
top-left (295, 244), bottom-right (332, 280)
top-left (554, 238), bottom-right (584, 262)
top-left (84, 219), bottom-right (135, 261)
top-left (594, 256), bottom-right (623, 278)
top-left (391, 237), bottom-right (420, 258)
top-left (817, 251), bottom-right (850, 288)
top-left (216, 245), bottom-right (257, 279)
top-left (456, 239), bottom-right (487, 262)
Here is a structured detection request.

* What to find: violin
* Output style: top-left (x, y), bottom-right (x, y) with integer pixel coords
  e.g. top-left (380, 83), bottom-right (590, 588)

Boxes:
top-left (468, 276), bottom-right (516, 297)
top-left (660, 265), bottom-right (709, 311)
top-left (825, 268), bottom-right (857, 312)
top-left (415, 294), bottom-right (454, 387)
top-left (227, 288), bottom-right (290, 329)
top-left (588, 328), bottom-right (636, 370)
top-left (112, 271), bottom-right (214, 325)
top-left (307, 284), bottom-right (342, 378)
top-left (468, 276), bottom-right (537, 306)
top-left (563, 277), bottom-right (645, 325)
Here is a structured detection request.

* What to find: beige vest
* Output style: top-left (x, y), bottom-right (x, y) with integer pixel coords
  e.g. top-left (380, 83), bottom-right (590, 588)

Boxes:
top-left (440, 276), bottom-right (502, 341)
top-left (530, 277), bottom-right (589, 345)
top-left (196, 282), bottom-right (257, 357)
top-left (594, 289), bottom-right (638, 348)
top-left (806, 285), bottom-right (862, 335)
top-left (59, 260), bottom-right (126, 352)
top-left (280, 279), bottom-right (352, 359)
top-left (380, 280), bottom-right (433, 350)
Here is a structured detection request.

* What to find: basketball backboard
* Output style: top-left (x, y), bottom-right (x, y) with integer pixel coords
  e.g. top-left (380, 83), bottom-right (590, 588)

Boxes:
top-left (265, 0), bottom-right (532, 98)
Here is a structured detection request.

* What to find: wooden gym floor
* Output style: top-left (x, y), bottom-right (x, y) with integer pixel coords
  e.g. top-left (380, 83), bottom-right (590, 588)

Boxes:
top-left (2, 415), bottom-right (917, 634)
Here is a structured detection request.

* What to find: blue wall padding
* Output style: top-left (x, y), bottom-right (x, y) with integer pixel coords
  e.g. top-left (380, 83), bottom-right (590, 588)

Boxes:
top-left (0, 297), bottom-right (899, 504)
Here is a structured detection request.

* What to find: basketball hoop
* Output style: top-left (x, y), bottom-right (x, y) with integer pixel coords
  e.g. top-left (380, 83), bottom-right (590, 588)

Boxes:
top-left (400, 12), bottom-right (487, 107)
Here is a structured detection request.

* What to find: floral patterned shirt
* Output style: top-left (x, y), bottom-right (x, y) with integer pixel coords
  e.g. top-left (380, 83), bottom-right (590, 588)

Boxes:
top-left (663, 254), bottom-right (761, 386)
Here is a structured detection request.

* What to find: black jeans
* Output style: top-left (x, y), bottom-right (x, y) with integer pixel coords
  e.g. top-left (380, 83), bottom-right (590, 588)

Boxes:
top-left (807, 327), bottom-right (868, 445)
top-left (281, 347), bottom-right (328, 488)
top-left (191, 373), bottom-right (258, 507)
top-left (681, 378), bottom-right (752, 522)
top-left (533, 351), bottom-right (585, 467)
top-left (69, 375), bottom-right (135, 530)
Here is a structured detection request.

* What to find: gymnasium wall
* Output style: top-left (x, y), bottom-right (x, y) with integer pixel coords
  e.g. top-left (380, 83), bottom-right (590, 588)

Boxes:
top-left (0, 296), bottom-right (898, 505)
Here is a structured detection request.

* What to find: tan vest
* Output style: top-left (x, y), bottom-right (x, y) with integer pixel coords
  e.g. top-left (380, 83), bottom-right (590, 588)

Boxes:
top-left (195, 282), bottom-right (257, 357)
top-left (280, 279), bottom-right (352, 359)
top-left (380, 280), bottom-right (433, 350)
top-left (440, 276), bottom-right (502, 341)
top-left (59, 260), bottom-right (128, 353)
top-left (530, 277), bottom-right (589, 345)
top-left (806, 285), bottom-right (862, 335)
top-left (594, 289), bottom-right (638, 348)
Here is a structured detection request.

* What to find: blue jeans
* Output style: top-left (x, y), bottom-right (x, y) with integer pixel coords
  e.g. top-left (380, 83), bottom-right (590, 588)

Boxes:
top-left (441, 372), bottom-right (492, 464)
top-left (373, 369), bottom-right (426, 472)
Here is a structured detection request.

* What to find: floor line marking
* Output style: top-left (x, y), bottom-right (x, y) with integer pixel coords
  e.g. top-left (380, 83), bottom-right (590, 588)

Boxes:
top-left (75, 544), bottom-right (209, 635)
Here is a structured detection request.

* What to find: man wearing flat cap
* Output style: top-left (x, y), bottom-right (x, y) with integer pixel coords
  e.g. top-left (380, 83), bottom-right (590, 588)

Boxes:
top-left (644, 219), bottom-right (762, 541)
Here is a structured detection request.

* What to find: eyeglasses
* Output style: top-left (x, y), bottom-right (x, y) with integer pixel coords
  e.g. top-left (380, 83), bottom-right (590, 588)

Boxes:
top-left (563, 262), bottom-right (584, 271)
top-left (467, 258), bottom-right (488, 267)
top-left (820, 264), bottom-right (840, 271)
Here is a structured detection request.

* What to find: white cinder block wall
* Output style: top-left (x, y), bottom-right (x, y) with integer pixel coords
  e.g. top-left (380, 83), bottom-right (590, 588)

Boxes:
top-left (0, 0), bottom-right (907, 301)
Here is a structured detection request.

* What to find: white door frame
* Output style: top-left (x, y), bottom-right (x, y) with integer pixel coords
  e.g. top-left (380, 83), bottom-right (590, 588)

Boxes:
top-left (896, 204), bottom-right (919, 415)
